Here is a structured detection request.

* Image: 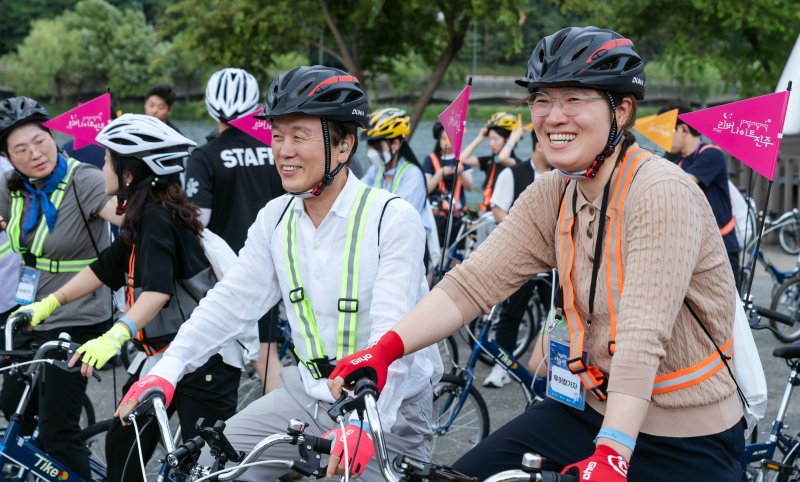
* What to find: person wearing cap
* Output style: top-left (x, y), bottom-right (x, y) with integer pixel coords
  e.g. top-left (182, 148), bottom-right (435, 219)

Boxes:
top-left (186, 68), bottom-right (285, 392)
top-left (328, 27), bottom-right (744, 482)
top-left (0, 96), bottom-right (121, 479)
top-left (461, 112), bottom-right (522, 212)
top-left (115, 66), bottom-right (441, 481)
top-left (20, 113), bottom-right (244, 481)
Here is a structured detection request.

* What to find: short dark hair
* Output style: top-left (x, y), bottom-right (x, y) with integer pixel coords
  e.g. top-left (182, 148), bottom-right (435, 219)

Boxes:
top-left (327, 119), bottom-right (359, 163)
top-left (530, 130), bottom-right (538, 149)
top-left (145, 84), bottom-right (176, 107)
top-left (659, 100), bottom-right (699, 136)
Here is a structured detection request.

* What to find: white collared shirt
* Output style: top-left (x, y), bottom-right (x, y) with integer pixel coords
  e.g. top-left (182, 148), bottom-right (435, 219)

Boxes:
top-left (150, 170), bottom-right (441, 429)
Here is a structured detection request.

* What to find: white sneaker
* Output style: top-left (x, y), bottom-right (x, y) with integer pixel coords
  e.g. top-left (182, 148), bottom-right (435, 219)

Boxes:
top-left (483, 364), bottom-right (511, 388)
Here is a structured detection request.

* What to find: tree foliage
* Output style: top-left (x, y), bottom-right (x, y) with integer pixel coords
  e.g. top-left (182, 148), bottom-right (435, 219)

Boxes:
top-left (561, 0), bottom-right (800, 97)
top-left (1, 0), bottom-right (170, 99)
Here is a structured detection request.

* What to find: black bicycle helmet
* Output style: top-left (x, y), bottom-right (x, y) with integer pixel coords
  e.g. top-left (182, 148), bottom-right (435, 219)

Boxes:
top-left (262, 66), bottom-right (369, 197)
top-left (0, 97), bottom-right (50, 148)
top-left (263, 65), bottom-right (368, 128)
top-left (517, 27), bottom-right (645, 179)
top-left (516, 26), bottom-right (645, 100)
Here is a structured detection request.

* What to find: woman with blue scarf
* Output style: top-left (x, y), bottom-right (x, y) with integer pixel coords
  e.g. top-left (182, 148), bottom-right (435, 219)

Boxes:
top-left (0, 96), bottom-right (122, 480)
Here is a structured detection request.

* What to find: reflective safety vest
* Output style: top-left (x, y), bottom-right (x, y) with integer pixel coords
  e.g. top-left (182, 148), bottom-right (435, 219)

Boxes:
top-left (6, 158), bottom-right (97, 273)
top-left (479, 162), bottom-right (497, 212)
top-left (283, 184), bottom-right (377, 379)
top-left (373, 160), bottom-right (413, 194)
top-left (0, 240), bottom-right (11, 259)
top-left (558, 148), bottom-right (734, 401)
top-left (429, 153), bottom-right (461, 213)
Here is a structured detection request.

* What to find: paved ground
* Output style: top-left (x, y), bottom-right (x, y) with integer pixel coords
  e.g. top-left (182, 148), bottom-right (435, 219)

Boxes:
top-left (77, 244), bottom-right (800, 476)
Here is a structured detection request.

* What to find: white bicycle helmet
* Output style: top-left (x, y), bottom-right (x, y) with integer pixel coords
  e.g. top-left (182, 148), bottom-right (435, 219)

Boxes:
top-left (205, 68), bottom-right (260, 123)
top-left (95, 113), bottom-right (196, 176)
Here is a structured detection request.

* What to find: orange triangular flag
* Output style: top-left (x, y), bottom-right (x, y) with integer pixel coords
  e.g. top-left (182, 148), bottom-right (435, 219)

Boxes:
top-left (634, 109), bottom-right (677, 152)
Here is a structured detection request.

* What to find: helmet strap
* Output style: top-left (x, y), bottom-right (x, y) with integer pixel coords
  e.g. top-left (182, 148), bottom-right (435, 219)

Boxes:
top-left (115, 157), bottom-right (127, 215)
top-left (584, 92), bottom-right (624, 179)
top-left (287, 118), bottom-right (346, 198)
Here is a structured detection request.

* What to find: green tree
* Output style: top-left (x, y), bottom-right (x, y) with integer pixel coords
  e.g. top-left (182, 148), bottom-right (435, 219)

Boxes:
top-left (0, 0), bottom-right (75, 56)
top-left (561, 0), bottom-right (800, 98)
top-left (164, 0), bottom-right (525, 136)
top-left (0, 17), bottom-right (79, 99)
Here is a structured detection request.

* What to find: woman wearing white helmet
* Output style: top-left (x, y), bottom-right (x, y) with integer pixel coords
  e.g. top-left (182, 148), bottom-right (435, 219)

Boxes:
top-left (21, 113), bottom-right (242, 481)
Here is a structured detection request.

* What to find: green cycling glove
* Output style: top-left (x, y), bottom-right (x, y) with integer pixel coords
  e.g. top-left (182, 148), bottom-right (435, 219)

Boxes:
top-left (76, 323), bottom-right (131, 369)
top-left (11, 293), bottom-right (61, 327)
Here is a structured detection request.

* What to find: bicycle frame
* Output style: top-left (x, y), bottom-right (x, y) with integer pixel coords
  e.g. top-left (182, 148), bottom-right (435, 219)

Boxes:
top-left (744, 243), bottom-right (800, 288)
top-left (742, 362), bottom-right (800, 481)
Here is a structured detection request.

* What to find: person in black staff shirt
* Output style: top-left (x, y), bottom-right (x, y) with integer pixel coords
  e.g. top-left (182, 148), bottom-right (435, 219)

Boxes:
top-left (185, 68), bottom-right (285, 392)
top-left (660, 101), bottom-right (740, 285)
top-left (461, 112), bottom-right (521, 212)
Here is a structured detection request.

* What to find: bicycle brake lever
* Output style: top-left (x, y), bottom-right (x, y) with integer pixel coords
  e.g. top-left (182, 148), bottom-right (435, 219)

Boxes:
top-left (51, 360), bottom-right (101, 381)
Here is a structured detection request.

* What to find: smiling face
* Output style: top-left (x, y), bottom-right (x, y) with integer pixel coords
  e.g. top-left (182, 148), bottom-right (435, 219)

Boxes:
top-left (271, 115), bottom-right (352, 193)
top-left (4, 123), bottom-right (59, 179)
top-left (531, 87), bottom-right (631, 173)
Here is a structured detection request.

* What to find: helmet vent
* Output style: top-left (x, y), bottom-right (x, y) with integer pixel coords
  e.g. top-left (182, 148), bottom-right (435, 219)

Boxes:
top-left (552, 32), bottom-right (568, 55)
top-left (623, 58), bottom-right (642, 72)
top-left (570, 46), bottom-right (588, 62)
top-left (317, 91), bottom-right (340, 103)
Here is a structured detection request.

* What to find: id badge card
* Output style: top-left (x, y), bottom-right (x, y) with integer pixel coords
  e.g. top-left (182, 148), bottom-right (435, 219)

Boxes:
top-left (15, 266), bottom-right (40, 305)
top-left (546, 336), bottom-right (587, 411)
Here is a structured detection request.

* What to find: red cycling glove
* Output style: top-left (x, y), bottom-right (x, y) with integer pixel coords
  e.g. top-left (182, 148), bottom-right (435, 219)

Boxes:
top-left (329, 330), bottom-right (405, 392)
top-left (562, 445), bottom-right (628, 481)
top-left (323, 422), bottom-right (375, 477)
top-left (120, 374), bottom-right (176, 407)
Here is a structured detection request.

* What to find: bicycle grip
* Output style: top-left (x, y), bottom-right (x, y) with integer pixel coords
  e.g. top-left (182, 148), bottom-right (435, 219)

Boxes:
top-left (540, 473), bottom-right (578, 482)
top-left (167, 436), bottom-right (205, 467)
top-left (302, 433), bottom-right (333, 455)
top-left (753, 305), bottom-right (796, 326)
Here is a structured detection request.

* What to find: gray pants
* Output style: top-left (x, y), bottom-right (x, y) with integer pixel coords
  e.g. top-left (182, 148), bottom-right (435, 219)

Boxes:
top-left (199, 366), bottom-right (433, 481)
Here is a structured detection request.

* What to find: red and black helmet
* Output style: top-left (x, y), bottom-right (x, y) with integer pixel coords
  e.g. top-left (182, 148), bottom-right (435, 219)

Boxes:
top-left (263, 65), bottom-right (369, 128)
top-left (516, 26), bottom-right (645, 100)
top-left (0, 97), bottom-right (50, 147)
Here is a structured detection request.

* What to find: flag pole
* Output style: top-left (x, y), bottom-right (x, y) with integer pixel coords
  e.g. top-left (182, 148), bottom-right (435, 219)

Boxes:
top-left (741, 81), bottom-right (792, 302)
top-left (436, 77), bottom-right (473, 280)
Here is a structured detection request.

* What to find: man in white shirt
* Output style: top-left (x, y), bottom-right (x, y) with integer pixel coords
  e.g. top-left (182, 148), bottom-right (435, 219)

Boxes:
top-left (116, 66), bottom-right (440, 481)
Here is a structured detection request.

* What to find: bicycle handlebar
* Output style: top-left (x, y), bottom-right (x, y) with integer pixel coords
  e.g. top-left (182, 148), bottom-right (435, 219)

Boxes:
top-left (752, 304), bottom-right (796, 326)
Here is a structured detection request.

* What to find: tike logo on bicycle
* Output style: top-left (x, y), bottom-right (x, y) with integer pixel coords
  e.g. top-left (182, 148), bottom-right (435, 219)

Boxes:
top-left (34, 453), bottom-right (68, 479)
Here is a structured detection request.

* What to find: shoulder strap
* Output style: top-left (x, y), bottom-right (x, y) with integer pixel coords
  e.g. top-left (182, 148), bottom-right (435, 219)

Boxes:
top-left (71, 181), bottom-right (101, 257)
top-left (275, 197), bottom-right (294, 228)
top-left (377, 196), bottom-right (401, 250)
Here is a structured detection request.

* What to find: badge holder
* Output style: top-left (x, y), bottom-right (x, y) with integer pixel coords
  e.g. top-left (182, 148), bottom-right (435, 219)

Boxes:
top-left (15, 266), bottom-right (40, 305)
top-left (545, 309), bottom-right (587, 411)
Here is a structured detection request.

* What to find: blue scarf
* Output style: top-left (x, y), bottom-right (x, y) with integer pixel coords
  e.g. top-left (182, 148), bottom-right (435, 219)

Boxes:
top-left (22, 154), bottom-right (68, 233)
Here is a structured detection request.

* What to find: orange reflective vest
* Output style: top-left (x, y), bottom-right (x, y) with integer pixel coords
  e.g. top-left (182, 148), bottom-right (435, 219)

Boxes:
top-left (558, 147), bottom-right (733, 401)
top-left (429, 153), bottom-right (462, 212)
top-left (480, 162), bottom-right (497, 212)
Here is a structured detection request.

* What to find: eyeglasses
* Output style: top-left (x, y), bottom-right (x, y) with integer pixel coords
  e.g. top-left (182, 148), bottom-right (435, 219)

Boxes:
top-left (527, 92), bottom-right (605, 117)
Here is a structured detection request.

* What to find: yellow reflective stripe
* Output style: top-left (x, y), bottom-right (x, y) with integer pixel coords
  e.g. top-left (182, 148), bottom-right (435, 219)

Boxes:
top-left (284, 200), bottom-right (326, 362)
top-left (390, 162), bottom-right (412, 193)
top-left (33, 257), bottom-right (96, 273)
top-left (0, 241), bottom-right (11, 259)
top-left (29, 158), bottom-right (79, 256)
top-left (337, 185), bottom-right (374, 359)
top-left (373, 166), bottom-right (384, 188)
top-left (8, 192), bottom-right (23, 253)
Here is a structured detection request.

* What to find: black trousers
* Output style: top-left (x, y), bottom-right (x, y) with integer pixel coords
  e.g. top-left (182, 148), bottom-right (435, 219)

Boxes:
top-left (0, 321), bottom-right (109, 481)
top-left (258, 302), bottom-right (282, 343)
top-left (452, 398), bottom-right (744, 482)
top-left (107, 353), bottom-right (240, 482)
top-left (495, 279), bottom-right (551, 353)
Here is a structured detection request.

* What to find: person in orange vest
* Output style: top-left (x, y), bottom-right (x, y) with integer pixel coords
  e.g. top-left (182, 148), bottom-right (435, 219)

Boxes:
top-left (461, 112), bottom-right (521, 212)
top-left (421, 121), bottom-right (474, 247)
top-left (660, 101), bottom-right (740, 286)
top-left (329, 27), bottom-right (744, 482)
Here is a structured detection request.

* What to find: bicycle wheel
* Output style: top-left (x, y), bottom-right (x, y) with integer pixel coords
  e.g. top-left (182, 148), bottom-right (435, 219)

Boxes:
top-left (438, 336), bottom-right (459, 373)
top-left (779, 219), bottom-right (800, 255)
top-left (79, 419), bottom-right (113, 472)
top-left (770, 278), bottom-right (800, 343)
top-left (120, 341), bottom-right (138, 369)
top-left (429, 374), bottom-right (490, 466)
top-left (469, 302), bottom-right (536, 366)
top-left (81, 392), bottom-right (96, 428)
top-left (775, 441), bottom-right (800, 482)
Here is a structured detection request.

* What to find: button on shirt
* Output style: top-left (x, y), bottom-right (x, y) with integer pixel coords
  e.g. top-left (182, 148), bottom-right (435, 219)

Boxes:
top-left (150, 171), bottom-right (440, 430)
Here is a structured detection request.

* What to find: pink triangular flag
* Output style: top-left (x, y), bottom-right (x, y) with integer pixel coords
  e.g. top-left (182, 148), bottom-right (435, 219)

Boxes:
top-left (678, 90), bottom-right (791, 181)
top-left (229, 109), bottom-right (271, 146)
top-left (437, 81), bottom-right (472, 159)
top-left (44, 93), bottom-right (111, 150)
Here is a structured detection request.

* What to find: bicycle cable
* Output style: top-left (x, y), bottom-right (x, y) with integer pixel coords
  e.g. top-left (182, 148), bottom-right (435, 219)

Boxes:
top-left (341, 418), bottom-right (350, 482)
top-left (0, 358), bottom-right (57, 373)
top-left (194, 460), bottom-right (293, 482)
top-left (131, 416), bottom-right (149, 482)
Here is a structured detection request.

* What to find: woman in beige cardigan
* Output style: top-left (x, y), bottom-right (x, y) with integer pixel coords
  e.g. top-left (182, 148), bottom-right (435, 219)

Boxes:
top-left (329, 26), bottom-right (744, 482)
